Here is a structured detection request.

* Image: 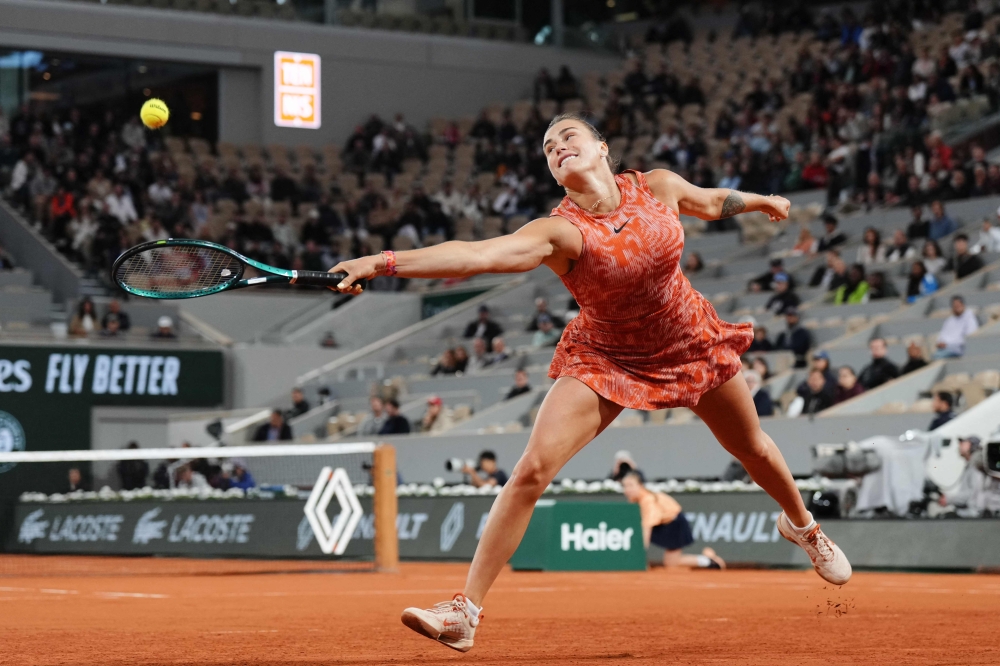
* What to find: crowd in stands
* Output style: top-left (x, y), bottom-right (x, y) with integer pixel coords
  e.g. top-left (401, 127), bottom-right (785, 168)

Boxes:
top-left (735, 207), bottom-right (1000, 313)
top-left (63, 296), bottom-right (178, 339)
top-left (743, 292), bottom-right (982, 419)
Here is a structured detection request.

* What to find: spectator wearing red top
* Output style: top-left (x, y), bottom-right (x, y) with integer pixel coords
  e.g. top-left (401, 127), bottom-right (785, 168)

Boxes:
top-left (801, 150), bottom-right (828, 188)
top-left (49, 184), bottom-right (76, 241)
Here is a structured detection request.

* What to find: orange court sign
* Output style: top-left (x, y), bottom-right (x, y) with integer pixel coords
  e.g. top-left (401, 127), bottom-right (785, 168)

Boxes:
top-left (274, 51), bottom-right (321, 129)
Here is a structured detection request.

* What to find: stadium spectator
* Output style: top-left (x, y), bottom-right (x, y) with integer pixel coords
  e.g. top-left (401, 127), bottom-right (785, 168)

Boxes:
top-left (526, 297), bottom-right (565, 331)
top-left (466, 337), bottom-right (492, 375)
top-left (464, 305), bottom-right (503, 351)
top-left (765, 273), bottom-right (799, 315)
top-left (531, 314), bottom-right (561, 347)
top-left (175, 464), bottom-right (211, 491)
top-left (747, 322), bottom-right (772, 352)
top-left (378, 398), bottom-right (411, 435)
top-left (906, 260), bottom-right (939, 303)
top-left (975, 215), bottom-right (1000, 253)
top-left (934, 295), bottom-right (979, 358)
top-left (885, 229), bottom-right (916, 263)
top-left (99, 314), bottom-right (123, 338)
top-left (116, 442), bottom-right (148, 491)
top-left (224, 459), bottom-right (256, 491)
top-left (68, 297), bottom-right (97, 337)
top-left (453, 345), bottom-right (470, 373)
top-left (683, 251), bottom-right (704, 275)
top-left (856, 228), bottom-right (886, 265)
top-left (834, 366), bottom-right (865, 404)
top-left (906, 205), bottom-right (930, 240)
top-left (920, 240), bottom-right (947, 275)
top-left (487, 336), bottom-right (510, 366)
top-left (858, 338), bottom-right (900, 390)
top-left (899, 340), bottom-right (927, 375)
top-left (743, 369), bottom-right (773, 417)
top-left (816, 214), bottom-right (847, 253)
top-left (290, 387), bottom-right (311, 418)
top-left (834, 263), bottom-right (869, 305)
top-left (928, 200), bottom-right (958, 241)
top-left (151, 315), bottom-right (177, 339)
top-left (749, 258), bottom-right (794, 292)
top-left (431, 349), bottom-right (459, 376)
top-left (867, 272), bottom-right (898, 300)
top-left (320, 331), bottom-right (339, 348)
top-left (65, 467), bottom-right (90, 493)
top-left (505, 369), bottom-right (531, 400)
top-left (419, 396), bottom-right (446, 434)
top-left (463, 450), bottom-right (508, 488)
top-left (929, 391), bottom-right (956, 430)
top-left (359, 396), bottom-right (386, 436)
top-left (774, 307), bottom-right (812, 368)
top-left (809, 250), bottom-right (848, 292)
top-left (801, 369), bottom-right (834, 416)
top-left (751, 356), bottom-right (771, 381)
top-left (102, 299), bottom-right (131, 332)
top-left (791, 226), bottom-right (816, 256)
top-left (797, 350), bottom-right (836, 400)
top-left (947, 233), bottom-right (985, 280)
top-left (253, 410), bottom-right (293, 442)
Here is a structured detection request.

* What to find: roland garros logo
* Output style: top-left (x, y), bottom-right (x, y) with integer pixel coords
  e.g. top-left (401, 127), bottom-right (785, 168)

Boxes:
top-left (0, 410), bottom-right (26, 474)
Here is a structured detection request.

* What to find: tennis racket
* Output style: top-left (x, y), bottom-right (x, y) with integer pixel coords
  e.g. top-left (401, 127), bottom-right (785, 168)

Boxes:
top-left (112, 238), bottom-right (359, 299)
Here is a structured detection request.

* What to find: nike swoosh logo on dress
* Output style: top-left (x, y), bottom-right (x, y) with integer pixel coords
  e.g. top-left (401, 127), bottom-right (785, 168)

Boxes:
top-left (613, 218), bottom-right (632, 234)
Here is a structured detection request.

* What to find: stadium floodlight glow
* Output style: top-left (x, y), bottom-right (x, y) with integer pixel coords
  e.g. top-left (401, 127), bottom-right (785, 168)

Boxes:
top-left (274, 51), bottom-right (321, 129)
top-left (304, 466), bottom-right (363, 555)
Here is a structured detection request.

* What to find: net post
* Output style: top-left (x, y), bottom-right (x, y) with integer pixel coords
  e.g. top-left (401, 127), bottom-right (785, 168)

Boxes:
top-left (373, 443), bottom-right (399, 572)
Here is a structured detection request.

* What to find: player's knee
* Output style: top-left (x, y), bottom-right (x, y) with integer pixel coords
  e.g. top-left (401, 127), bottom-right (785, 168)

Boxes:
top-left (508, 456), bottom-right (551, 497)
top-left (740, 431), bottom-right (772, 463)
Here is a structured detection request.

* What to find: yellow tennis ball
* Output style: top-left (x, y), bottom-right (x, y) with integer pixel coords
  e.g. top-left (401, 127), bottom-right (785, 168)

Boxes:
top-left (140, 98), bottom-right (169, 129)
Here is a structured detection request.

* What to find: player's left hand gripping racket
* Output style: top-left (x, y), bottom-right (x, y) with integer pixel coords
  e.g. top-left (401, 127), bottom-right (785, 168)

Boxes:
top-left (112, 239), bottom-right (360, 299)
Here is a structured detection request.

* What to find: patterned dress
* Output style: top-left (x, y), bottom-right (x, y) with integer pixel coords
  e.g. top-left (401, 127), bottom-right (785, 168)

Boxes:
top-left (548, 170), bottom-right (753, 410)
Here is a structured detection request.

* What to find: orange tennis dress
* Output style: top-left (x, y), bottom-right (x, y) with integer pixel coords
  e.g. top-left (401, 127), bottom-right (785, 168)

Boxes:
top-left (548, 170), bottom-right (753, 410)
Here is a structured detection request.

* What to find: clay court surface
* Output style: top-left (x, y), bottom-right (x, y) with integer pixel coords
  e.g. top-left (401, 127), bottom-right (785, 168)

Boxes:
top-left (3, 559), bottom-right (998, 665)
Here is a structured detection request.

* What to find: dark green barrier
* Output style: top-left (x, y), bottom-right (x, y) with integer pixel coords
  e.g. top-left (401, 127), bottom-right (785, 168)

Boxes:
top-left (509, 500), bottom-right (646, 571)
top-left (0, 343), bottom-right (224, 498)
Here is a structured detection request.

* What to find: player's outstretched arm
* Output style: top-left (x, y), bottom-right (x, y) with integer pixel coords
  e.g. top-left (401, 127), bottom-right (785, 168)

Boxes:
top-left (328, 216), bottom-right (577, 293)
top-left (644, 169), bottom-right (790, 223)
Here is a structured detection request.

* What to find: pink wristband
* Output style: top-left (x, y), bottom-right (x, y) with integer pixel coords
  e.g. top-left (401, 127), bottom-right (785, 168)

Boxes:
top-left (380, 250), bottom-right (397, 276)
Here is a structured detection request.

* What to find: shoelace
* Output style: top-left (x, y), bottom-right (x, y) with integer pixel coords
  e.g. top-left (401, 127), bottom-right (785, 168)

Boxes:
top-left (430, 595), bottom-right (467, 617)
top-left (803, 525), bottom-right (834, 561)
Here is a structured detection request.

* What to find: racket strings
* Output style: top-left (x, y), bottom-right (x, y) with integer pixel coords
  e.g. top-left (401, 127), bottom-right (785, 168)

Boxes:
top-left (115, 245), bottom-right (242, 297)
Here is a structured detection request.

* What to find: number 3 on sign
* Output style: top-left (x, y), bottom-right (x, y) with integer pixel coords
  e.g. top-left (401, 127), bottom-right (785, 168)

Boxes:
top-left (274, 51), bottom-right (321, 129)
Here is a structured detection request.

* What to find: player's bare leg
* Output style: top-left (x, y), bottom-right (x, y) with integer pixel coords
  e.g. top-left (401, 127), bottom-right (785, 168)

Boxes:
top-left (663, 548), bottom-right (725, 569)
top-left (691, 372), bottom-right (851, 584)
top-left (402, 377), bottom-right (622, 650)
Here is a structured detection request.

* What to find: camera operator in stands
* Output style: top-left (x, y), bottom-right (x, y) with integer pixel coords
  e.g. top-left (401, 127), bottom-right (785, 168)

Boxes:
top-left (462, 450), bottom-right (508, 488)
top-left (610, 450), bottom-right (644, 482)
top-left (938, 437), bottom-right (986, 517)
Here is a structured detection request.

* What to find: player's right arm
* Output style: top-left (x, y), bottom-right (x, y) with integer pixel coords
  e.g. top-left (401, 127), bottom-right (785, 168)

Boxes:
top-left (328, 216), bottom-right (582, 292)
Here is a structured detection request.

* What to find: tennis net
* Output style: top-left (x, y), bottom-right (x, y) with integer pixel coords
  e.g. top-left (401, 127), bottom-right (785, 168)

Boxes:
top-left (0, 442), bottom-right (398, 577)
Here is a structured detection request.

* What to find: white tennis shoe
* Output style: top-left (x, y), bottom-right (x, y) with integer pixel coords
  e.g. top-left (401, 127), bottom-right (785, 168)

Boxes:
top-left (777, 512), bottom-right (852, 585)
top-left (401, 594), bottom-right (480, 652)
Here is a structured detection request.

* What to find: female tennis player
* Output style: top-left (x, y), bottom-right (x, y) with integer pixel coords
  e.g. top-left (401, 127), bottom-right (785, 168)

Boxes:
top-left (329, 113), bottom-right (852, 652)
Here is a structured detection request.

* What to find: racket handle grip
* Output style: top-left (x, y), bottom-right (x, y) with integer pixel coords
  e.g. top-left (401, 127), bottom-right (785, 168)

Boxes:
top-left (292, 271), bottom-right (367, 290)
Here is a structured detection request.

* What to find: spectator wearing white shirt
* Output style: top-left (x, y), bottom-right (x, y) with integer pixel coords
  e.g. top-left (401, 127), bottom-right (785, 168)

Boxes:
top-left (147, 177), bottom-right (172, 207)
top-left (432, 181), bottom-right (464, 219)
top-left (934, 295), bottom-right (979, 358)
top-left (120, 116), bottom-right (146, 151)
top-left (143, 217), bottom-right (169, 243)
top-left (465, 337), bottom-right (492, 375)
top-left (105, 183), bottom-right (138, 225)
top-left (273, 213), bottom-right (297, 249)
top-left (974, 213), bottom-right (1000, 253)
top-left (912, 47), bottom-right (936, 79)
top-left (652, 124), bottom-right (682, 161)
top-left (492, 184), bottom-right (520, 217)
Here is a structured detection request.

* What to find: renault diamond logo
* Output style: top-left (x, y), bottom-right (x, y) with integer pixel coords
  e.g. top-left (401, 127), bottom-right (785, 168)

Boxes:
top-left (304, 467), bottom-right (363, 555)
top-left (440, 502), bottom-right (465, 553)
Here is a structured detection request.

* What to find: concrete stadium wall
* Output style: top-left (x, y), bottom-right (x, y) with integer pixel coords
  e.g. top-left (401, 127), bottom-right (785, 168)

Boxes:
top-left (230, 344), bottom-right (349, 408)
top-left (0, 0), bottom-right (621, 145)
top-left (0, 200), bottom-right (82, 305)
top-left (365, 412), bottom-right (925, 484)
top-left (178, 292), bottom-right (333, 344)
